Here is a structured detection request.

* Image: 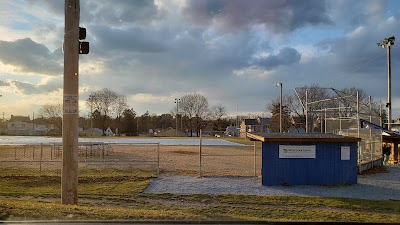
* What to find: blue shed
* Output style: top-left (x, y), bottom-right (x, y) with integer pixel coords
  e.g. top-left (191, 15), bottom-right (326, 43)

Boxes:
top-left (247, 133), bottom-right (360, 186)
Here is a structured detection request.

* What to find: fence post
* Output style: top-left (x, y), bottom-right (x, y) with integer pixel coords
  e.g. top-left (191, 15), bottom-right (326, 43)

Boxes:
top-left (357, 91), bottom-right (361, 164)
top-left (102, 143), bottom-right (105, 160)
top-left (33, 145), bottom-right (35, 159)
top-left (325, 108), bottom-right (327, 134)
top-left (199, 129), bottom-right (202, 178)
top-left (370, 129), bottom-right (373, 162)
top-left (24, 145), bottom-right (26, 157)
top-left (14, 145), bottom-right (17, 160)
top-left (157, 143), bottom-right (160, 177)
top-left (51, 143), bottom-right (54, 160)
top-left (40, 143), bottom-right (43, 175)
top-left (369, 96), bottom-right (373, 162)
top-left (254, 141), bottom-right (256, 176)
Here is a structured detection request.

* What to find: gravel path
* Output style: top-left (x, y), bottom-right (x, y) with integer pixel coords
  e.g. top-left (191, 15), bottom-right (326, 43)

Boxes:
top-left (145, 166), bottom-right (400, 200)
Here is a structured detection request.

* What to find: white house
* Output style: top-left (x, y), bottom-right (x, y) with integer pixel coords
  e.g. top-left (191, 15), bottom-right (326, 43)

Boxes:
top-left (7, 115), bottom-right (52, 135)
top-left (7, 115), bottom-right (31, 135)
top-left (105, 127), bottom-right (114, 136)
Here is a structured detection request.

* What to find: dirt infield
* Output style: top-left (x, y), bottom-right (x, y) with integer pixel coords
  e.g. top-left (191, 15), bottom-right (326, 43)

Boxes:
top-left (106, 144), bottom-right (262, 176)
top-left (0, 144), bottom-right (262, 177)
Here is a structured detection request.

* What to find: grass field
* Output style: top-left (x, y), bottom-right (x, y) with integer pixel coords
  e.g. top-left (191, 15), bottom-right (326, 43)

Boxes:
top-left (0, 137), bottom-right (399, 222)
top-left (0, 167), bottom-right (400, 222)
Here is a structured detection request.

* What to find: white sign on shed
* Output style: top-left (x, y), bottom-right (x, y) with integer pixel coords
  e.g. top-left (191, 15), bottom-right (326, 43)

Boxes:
top-left (279, 145), bottom-right (316, 159)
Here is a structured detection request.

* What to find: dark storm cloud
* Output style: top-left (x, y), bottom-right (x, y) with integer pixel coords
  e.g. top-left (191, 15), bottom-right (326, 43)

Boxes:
top-left (0, 38), bottom-right (62, 75)
top-left (183, 0), bottom-right (332, 32)
top-left (31, 0), bottom-right (162, 25)
top-left (82, 0), bottom-right (162, 25)
top-left (91, 25), bottom-right (167, 54)
top-left (255, 47), bottom-right (301, 69)
top-left (26, 0), bottom-right (64, 15)
top-left (328, 0), bottom-right (388, 28)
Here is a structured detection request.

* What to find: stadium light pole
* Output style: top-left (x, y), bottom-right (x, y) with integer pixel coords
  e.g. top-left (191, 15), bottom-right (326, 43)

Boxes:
top-left (377, 36), bottom-right (395, 130)
top-left (174, 98), bottom-right (180, 136)
top-left (277, 82), bottom-right (282, 133)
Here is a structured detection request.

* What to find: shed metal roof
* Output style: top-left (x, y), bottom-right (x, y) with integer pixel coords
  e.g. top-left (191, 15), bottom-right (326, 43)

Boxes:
top-left (247, 132), bottom-right (361, 143)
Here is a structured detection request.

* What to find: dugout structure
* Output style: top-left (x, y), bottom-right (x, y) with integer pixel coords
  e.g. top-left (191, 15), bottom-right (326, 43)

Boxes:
top-left (248, 133), bottom-right (360, 186)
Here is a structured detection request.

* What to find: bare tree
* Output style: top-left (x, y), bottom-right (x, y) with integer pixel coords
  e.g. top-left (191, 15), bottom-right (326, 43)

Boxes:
top-left (38, 103), bottom-right (63, 130)
top-left (290, 84), bottom-right (332, 132)
top-left (114, 94), bottom-right (128, 119)
top-left (87, 88), bottom-right (119, 133)
top-left (180, 92), bottom-right (209, 136)
top-left (209, 104), bottom-right (227, 131)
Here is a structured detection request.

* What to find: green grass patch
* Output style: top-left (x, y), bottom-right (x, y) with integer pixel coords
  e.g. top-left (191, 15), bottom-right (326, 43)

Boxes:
top-left (215, 195), bottom-right (400, 213)
top-left (222, 137), bottom-right (262, 147)
top-left (1, 168), bottom-right (399, 222)
top-left (0, 169), bottom-right (155, 198)
top-left (0, 198), bottom-right (200, 221)
top-left (0, 168), bottom-right (60, 176)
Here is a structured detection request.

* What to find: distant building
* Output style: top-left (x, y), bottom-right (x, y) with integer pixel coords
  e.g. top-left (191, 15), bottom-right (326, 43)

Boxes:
top-left (6, 115), bottom-right (61, 135)
top-left (7, 115), bottom-right (32, 135)
top-left (291, 116), bottom-right (305, 129)
top-left (225, 125), bottom-right (238, 137)
top-left (156, 128), bottom-right (186, 137)
top-left (105, 127), bottom-right (114, 136)
top-left (80, 128), bottom-right (103, 136)
top-left (240, 117), bottom-right (270, 138)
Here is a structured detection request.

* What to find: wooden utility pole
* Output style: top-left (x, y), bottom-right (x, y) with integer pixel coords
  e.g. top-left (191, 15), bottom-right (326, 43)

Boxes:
top-left (62, 0), bottom-right (80, 205)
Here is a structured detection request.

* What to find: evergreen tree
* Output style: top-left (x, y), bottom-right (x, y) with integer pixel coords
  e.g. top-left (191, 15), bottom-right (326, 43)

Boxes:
top-left (268, 101), bottom-right (291, 132)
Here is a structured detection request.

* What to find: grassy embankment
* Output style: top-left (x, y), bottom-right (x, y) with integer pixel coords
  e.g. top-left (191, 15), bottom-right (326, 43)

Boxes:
top-left (0, 166), bottom-right (399, 222)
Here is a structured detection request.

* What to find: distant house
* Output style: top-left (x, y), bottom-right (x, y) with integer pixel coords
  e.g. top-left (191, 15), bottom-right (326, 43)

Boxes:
top-left (105, 127), bottom-right (114, 136)
top-left (240, 118), bottom-right (270, 138)
top-left (156, 128), bottom-right (186, 137)
top-left (80, 128), bottom-right (103, 136)
top-left (291, 116), bottom-right (305, 129)
top-left (7, 115), bottom-right (32, 135)
top-left (225, 125), bottom-right (238, 137)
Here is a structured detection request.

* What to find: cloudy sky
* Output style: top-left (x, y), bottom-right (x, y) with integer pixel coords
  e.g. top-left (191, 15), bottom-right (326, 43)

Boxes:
top-left (0, 0), bottom-right (399, 119)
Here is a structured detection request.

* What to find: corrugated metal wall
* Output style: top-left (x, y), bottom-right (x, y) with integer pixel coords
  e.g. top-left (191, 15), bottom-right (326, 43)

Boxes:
top-left (262, 142), bottom-right (358, 185)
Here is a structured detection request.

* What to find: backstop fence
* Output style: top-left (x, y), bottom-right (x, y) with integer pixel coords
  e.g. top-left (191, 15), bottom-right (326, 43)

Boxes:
top-left (0, 136), bottom-right (260, 178)
top-left (303, 88), bottom-right (384, 167)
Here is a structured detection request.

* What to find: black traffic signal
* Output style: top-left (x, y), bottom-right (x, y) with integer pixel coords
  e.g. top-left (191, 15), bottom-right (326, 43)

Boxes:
top-left (79, 27), bottom-right (89, 54)
top-left (79, 27), bottom-right (86, 40)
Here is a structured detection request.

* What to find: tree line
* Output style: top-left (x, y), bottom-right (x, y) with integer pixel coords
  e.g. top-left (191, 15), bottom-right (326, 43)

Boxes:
top-left (38, 89), bottom-right (236, 136)
top-left (37, 85), bottom-right (388, 136)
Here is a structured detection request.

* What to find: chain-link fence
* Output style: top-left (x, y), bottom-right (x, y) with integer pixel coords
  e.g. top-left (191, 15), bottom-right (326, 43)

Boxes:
top-left (304, 89), bottom-right (384, 167)
top-left (0, 138), bottom-right (260, 178)
top-left (199, 144), bottom-right (260, 177)
top-left (332, 128), bottom-right (382, 164)
top-left (0, 142), bottom-right (160, 177)
top-left (198, 130), bottom-right (260, 177)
